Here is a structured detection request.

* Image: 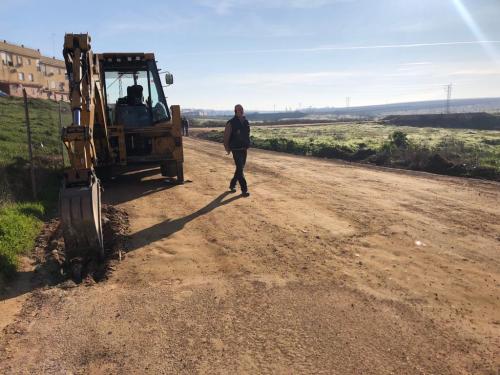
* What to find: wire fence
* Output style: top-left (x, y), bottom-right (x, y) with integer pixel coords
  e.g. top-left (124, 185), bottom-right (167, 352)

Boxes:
top-left (0, 93), bottom-right (71, 203)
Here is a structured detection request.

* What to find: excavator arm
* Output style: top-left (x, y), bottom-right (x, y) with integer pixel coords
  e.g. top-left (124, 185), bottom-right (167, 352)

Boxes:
top-left (60, 34), bottom-right (110, 274)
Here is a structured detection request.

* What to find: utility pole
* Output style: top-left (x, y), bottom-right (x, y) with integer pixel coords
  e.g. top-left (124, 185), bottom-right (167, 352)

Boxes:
top-left (346, 96), bottom-right (351, 109)
top-left (58, 100), bottom-right (65, 167)
top-left (51, 32), bottom-right (56, 58)
top-left (445, 83), bottom-right (452, 114)
top-left (23, 88), bottom-right (37, 200)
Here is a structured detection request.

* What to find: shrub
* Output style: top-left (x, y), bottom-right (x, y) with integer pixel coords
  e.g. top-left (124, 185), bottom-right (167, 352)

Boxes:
top-left (482, 139), bottom-right (500, 146)
top-left (309, 142), bottom-right (355, 159)
top-left (389, 131), bottom-right (409, 149)
top-left (403, 142), bottom-right (433, 170)
top-left (193, 125), bottom-right (499, 180)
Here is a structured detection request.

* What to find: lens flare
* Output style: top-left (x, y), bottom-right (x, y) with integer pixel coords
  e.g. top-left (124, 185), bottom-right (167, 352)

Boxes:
top-left (451, 0), bottom-right (500, 63)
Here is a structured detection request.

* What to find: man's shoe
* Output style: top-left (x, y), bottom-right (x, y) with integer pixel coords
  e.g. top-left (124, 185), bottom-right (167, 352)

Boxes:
top-left (242, 191), bottom-right (250, 197)
top-left (229, 186), bottom-right (237, 193)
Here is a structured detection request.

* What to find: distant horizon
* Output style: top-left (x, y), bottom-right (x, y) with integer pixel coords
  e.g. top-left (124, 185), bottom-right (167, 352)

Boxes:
top-left (182, 95), bottom-right (500, 113)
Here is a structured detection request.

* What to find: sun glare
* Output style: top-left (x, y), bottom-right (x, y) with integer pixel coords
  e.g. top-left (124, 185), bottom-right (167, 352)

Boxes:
top-left (451, 0), bottom-right (500, 63)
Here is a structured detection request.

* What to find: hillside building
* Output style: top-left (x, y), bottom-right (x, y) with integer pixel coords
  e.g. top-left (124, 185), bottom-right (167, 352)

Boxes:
top-left (0, 40), bottom-right (69, 101)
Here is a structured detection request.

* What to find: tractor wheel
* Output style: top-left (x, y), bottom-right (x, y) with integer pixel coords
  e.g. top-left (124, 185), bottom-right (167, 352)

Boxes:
top-left (176, 161), bottom-right (184, 184)
top-left (70, 260), bottom-right (83, 283)
top-left (95, 165), bottom-right (113, 183)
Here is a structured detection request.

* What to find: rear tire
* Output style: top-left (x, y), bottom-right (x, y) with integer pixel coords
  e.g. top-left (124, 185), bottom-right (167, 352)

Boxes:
top-left (96, 184), bottom-right (104, 260)
top-left (70, 260), bottom-right (83, 283)
top-left (95, 165), bottom-right (113, 183)
top-left (161, 161), bottom-right (177, 177)
top-left (176, 161), bottom-right (184, 184)
top-left (160, 163), bottom-right (167, 177)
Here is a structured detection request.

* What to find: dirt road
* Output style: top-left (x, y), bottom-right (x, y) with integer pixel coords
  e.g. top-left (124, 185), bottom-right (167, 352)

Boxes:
top-left (1, 137), bottom-right (499, 374)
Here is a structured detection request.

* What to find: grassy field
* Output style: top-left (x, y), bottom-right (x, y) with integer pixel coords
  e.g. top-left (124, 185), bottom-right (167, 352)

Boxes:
top-left (0, 96), bottom-right (70, 165)
top-left (196, 122), bottom-right (500, 180)
top-left (0, 96), bottom-right (70, 282)
top-left (0, 203), bottom-right (44, 277)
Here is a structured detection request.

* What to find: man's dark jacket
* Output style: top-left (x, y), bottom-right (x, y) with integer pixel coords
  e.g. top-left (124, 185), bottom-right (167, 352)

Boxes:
top-left (228, 116), bottom-right (250, 150)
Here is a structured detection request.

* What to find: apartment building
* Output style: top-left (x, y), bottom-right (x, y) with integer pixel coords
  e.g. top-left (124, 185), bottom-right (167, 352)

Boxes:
top-left (0, 40), bottom-right (69, 101)
top-left (39, 56), bottom-right (69, 101)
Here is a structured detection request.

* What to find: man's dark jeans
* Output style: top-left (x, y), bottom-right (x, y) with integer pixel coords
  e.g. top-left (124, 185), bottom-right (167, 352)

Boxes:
top-left (230, 149), bottom-right (247, 192)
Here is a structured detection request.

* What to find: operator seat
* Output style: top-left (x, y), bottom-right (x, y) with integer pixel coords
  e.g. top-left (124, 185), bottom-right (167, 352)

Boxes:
top-left (126, 84), bottom-right (144, 106)
top-left (115, 84), bottom-right (151, 127)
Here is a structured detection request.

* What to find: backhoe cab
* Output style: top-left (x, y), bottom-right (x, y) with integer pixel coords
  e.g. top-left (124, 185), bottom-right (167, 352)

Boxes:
top-left (101, 53), bottom-right (184, 179)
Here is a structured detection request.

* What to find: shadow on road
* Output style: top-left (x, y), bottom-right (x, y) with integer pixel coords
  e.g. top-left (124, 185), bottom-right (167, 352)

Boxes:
top-left (127, 191), bottom-right (243, 251)
top-left (1, 167), bottom-right (241, 301)
top-left (0, 262), bottom-right (63, 302)
top-left (0, 271), bottom-right (40, 302)
top-left (103, 166), bottom-right (180, 206)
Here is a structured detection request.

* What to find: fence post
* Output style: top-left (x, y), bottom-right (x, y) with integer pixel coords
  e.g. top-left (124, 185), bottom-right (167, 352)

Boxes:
top-left (23, 88), bottom-right (37, 200)
top-left (58, 99), bottom-right (65, 167)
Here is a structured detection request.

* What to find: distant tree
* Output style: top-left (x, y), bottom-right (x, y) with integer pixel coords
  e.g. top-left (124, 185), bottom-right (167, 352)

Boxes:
top-left (389, 131), bottom-right (409, 149)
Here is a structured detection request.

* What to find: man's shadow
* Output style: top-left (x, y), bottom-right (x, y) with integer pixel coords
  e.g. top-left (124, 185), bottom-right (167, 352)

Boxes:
top-left (127, 191), bottom-right (243, 251)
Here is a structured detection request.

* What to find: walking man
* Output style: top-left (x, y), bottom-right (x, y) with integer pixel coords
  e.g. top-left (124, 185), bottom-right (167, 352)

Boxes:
top-left (181, 116), bottom-right (190, 136)
top-left (224, 104), bottom-right (250, 197)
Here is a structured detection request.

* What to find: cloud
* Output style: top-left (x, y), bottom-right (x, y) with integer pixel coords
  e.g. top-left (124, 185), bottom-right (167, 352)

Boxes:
top-left (190, 60), bottom-right (500, 94)
top-left (197, 0), bottom-right (349, 15)
top-left (399, 62), bottom-right (433, 66)
top-left (205, 13), bottom-right (315, 38)
top-left (103, 9), bottom-right (199, 34)
top-left (450, 69), bottom-right (500, 76)
top-left (276, 40), bottom-right (500, 53)
top-left (0, 0), bottom-right (31, 10)
top-left (396, 62), bottom-right (433, 73)
top-left (180, 40), bottom-right (500, 57)
top-left (451, 0), bottom-right (500, 63)
top-left (198, 70), bottom-right (365, 88)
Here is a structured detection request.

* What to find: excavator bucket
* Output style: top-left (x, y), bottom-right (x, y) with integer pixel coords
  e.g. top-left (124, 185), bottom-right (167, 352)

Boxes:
top-left (60, 178), bottom-right (104, 264)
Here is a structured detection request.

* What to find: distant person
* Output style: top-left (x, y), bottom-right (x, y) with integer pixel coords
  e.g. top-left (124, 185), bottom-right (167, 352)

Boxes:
top-left (181, 116), bottom-right (190, 136)
top-left (224, 104), bottom-right (251, 197)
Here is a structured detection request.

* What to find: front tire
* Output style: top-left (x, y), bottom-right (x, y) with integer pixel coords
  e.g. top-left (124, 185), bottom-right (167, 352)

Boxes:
top-left (176, 161), bottom-right (184, 184)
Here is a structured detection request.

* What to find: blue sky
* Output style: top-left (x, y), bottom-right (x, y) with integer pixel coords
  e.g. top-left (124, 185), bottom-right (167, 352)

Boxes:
top-left (1, 0), bottom-right (500, 110)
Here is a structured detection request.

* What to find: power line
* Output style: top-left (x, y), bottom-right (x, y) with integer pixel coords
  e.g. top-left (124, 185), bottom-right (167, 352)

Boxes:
top-left (119, 76), bottom-right (123, 98)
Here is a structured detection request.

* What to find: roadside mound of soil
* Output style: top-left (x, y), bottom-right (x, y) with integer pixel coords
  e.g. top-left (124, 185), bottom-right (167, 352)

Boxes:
top-left (383, 112), bottom-right (500, 130)
top-left (32, 204), bottom-right (129, 286)
top-left (193, 131), bottom-right (500, 181)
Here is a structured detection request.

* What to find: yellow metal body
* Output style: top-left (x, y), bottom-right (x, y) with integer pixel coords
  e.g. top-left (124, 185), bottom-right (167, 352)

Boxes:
top-left (62, 34), bottom-right (105, 184)
top-left (60, 33), bottom-right (184, 274)
top-left (62, 34), bottom-right (184, 182)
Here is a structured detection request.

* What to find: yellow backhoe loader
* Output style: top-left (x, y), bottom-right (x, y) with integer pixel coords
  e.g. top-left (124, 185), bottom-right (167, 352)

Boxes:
top-left (60, 33), bottom-right (183, 279)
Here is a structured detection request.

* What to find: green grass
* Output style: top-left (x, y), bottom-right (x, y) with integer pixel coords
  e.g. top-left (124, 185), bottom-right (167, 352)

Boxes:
top-left (198, 122), bottom-right (500, 179)
top-left (0, 96), bottom-right (70, 165)
top-left (0, 96), bottom-right (70, 281)
top-left (0, 202), bottom-right (44, 280)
